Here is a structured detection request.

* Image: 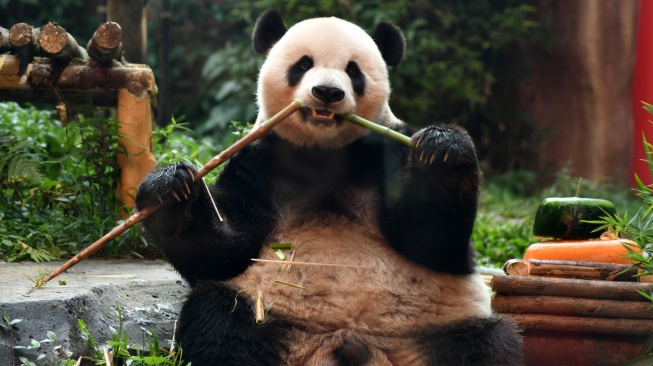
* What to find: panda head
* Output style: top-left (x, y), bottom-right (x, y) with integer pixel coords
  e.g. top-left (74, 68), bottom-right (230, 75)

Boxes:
top-left (252, 10), bottom-right (406, 148)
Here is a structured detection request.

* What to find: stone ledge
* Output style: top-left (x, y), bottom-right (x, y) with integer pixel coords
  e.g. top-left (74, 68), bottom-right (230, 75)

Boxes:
top-left (0, 260), bottom-right (186, 364)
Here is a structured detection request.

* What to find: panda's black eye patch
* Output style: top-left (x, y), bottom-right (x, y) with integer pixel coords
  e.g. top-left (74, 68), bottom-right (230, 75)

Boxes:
top-left (288, 55), bottom-right (313, 87)
top-left (346, 61), bottom-right (365, 96)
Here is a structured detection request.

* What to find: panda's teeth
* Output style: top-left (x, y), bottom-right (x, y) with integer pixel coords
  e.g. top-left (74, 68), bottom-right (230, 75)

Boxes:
top-left (311, 108), bottom-right (335, 120)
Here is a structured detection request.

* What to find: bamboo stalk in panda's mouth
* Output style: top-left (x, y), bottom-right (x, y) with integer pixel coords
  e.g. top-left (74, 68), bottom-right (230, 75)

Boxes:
top-left (38, 100), bottom-right (303, 288)
top-left (340, 113), bottom-right (414, 148)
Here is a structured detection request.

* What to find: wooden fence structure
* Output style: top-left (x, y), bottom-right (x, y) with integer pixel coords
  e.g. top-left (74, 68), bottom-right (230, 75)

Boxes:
top-left (0, 21), bottom-right (156, 211)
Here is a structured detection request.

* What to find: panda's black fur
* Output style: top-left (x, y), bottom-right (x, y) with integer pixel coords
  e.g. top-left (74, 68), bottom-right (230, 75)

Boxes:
top-left (136, 10), bottom-right (522, 366)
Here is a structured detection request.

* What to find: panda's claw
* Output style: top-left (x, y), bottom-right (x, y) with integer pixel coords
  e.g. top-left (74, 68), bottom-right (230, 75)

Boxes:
top-left (184, 181), bottom-right (191, 195)
top-left (185, 167), bottom-right (195, 182)
top-left (443, 151), bottom-right (450, 163)
top-left (156, 194), bottom-right (164, 205)
top-left (172, 191), bottom-right (181, 202)
top-left (416, 134), bottom-right (425, 148)
top-left (429, 153), bottom-right (437, 165)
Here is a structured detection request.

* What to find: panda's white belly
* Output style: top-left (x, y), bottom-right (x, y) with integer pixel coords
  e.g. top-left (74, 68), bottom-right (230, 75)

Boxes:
top-left (226, 214), bottom-right (491, 335)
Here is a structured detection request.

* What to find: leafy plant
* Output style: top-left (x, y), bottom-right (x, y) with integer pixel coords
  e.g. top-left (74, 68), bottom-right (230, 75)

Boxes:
top-left (11, 304), bottom-right (185, 366)
top-left (586, 103), bottom-right (653, 364)
top-left (1, 312), bottom-right (23, 366)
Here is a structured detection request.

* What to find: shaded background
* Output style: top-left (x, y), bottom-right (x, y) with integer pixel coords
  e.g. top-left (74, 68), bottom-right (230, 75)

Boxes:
top-left (0, 0), bottom-right (641, 185)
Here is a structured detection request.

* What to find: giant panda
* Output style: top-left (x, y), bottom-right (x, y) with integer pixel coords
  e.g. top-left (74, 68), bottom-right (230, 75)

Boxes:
top-left (135, 10), bottom-right (523, 366)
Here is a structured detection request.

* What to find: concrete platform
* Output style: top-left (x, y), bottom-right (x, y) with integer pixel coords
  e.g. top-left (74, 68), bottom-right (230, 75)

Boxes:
top-left (0, 259), bottom-right (187, 365)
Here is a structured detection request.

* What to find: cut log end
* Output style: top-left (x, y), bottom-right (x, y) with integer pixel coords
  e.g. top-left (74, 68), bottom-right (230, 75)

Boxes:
top-left (95, 22), bottom-right (122, 49)
top-left (9, 23), bottom-right (33, 47)
top-left (39, 22), bottom-right (70, 55)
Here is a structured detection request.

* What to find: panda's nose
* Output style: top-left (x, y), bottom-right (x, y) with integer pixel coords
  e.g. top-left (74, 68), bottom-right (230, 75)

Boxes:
top-left (312, 85), bottom-right (345, 104)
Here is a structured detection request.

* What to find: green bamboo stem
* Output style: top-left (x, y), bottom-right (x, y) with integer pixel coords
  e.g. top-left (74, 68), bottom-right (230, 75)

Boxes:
top-left (341, 113), bottom-right (414, 148)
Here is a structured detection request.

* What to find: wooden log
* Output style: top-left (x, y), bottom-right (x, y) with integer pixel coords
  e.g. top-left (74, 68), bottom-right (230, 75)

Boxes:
top-left (8, 23), bottom-right (39, 49)
top-left (38, 22), bottom-right (88, 60)
top-left (86, 22), bottom-right (123, 63)
top-left (503, 259), bottom-right (529, 276)
top-left (115, 87), bottom-right (156, 211)
top-left (491, 275), bottom-right (653, 301)
top-left (528, 259), bottom-right (637, 281)
top-left (522, 330), bottom-right (644, 366)
top-left (8, 23), bottom-right (41, 71)
top-left (108, 0), bottom-right (147, 63)
top-left (505, 313), bottom-right (653, 336)
top-left (503, 259), bottom-right (637, 281)
top-left (0, 27), bottom-right (10, 53)
top-left (492, 294), bottom-right (653, 319)
top-left (20, 55), bottom-right (156, 95)
top-left (0, 55), bottom-right (25, 89)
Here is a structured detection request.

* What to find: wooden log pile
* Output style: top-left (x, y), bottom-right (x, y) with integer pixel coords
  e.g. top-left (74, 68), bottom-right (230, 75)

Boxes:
top-left (493, 260), bottom-right (653, 365)
top-left (0, 20), bottom-right (156, 210)
top-left (2, 21), bottom-right (123, 64)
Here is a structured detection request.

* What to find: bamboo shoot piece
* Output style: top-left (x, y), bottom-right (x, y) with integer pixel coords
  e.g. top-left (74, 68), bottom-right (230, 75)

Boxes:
top-left (39, 100), bottom-right (303, 286)
top-left (491, 275), bottom-right (653, 301)
top-left (492, 294), bottom-right (653, 319)
top-left (86, 22), bottom-right (123, 63)
top-left (39, 22), bottom-right (88, 60)
top-left (341, 113), bottom-right (414, 148)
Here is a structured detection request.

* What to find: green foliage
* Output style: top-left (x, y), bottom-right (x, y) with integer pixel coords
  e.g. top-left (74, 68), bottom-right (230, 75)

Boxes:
top-left (77, 304), bottom-right (186, 365)
top-left (0, 102), bottom-right (138, 261)
top-left (0, 102), bottom-right (233, 262)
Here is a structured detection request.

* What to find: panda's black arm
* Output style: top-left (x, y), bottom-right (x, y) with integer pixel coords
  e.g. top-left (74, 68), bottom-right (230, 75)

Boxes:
top-left (136, 144), bottom-right (276, 284)
top-left (379, 125), bottom-right (481, 274)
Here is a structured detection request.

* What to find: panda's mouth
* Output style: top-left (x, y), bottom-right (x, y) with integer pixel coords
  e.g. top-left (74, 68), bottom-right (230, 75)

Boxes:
top-left (302, 108), bottom-right (340, 127)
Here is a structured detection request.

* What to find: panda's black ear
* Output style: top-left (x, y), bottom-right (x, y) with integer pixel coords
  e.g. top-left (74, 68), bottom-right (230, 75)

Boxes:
top-left (373, 21), bottom-right (406, 67)
top-left (252, 10), bottom-right (288, 54)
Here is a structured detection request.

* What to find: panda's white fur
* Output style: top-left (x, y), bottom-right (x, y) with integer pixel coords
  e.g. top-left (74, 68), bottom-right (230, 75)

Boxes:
top-left (227, 212), bottom-right (491, 364)
top-left (255, 16), bottom-right (403, 148)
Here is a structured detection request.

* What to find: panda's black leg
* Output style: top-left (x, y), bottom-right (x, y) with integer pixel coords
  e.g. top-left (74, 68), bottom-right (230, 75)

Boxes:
top-left (175, 282), bottom-right (290, 366)
top-left (419, 316), bottom-right (523, 366)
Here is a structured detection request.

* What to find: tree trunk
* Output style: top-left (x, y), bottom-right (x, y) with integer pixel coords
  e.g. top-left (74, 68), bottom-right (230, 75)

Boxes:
top-left (107, 0), bottom-right (147, 64)
top-left (520, 0), bottom-right (638, 182)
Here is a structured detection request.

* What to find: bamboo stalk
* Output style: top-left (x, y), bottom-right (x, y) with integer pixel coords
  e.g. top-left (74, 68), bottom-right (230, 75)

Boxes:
top-left (40, 100), bottom-right (302, 286)
top-left (492, 294), bottom-right (653, 319)
top-left (491, 275), bottom-right (653, 301)
top-left (505, 313), bottom-right (653, 336)
top-left (255, 290), bottom-right (265, 324)
top-left (252, 258), bottom-right (368, 268)
top-left (341, 113), bottom-right (414, 148)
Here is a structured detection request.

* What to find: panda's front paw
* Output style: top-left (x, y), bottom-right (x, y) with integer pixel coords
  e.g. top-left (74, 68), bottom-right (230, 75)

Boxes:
top-left (135, 162), bottom-right (200, 211)
top-left (411, 126), bottom-right (478, 171)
